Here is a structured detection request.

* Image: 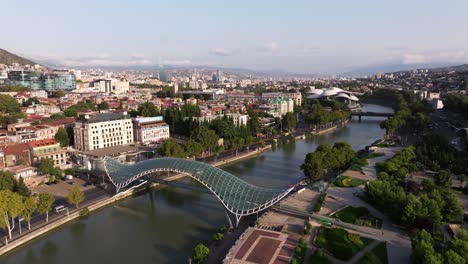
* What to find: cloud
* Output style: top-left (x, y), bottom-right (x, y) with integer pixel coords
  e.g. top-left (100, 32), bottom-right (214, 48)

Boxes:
top-left (209, 48), bottom-right (236, 56)
top-left (402, 50), bottom-right (466, 64)
top-left (256, 41), bottom-right (279, 52)
top-left (384, 46), bottom-right (408, 51)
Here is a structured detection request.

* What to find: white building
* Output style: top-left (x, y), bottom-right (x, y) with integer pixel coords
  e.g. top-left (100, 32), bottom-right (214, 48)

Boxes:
top-left (74, 112), bottom-right (134, 151)
top-left (193, 113), bottom-right (249, 127)
top-left (132, 116), bottom-right (170, 144)
top-left (88, 78), bottom-right (130, 94)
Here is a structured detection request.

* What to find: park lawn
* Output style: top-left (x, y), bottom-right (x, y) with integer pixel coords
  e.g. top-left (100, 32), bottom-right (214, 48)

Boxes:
top-left (333, 206), bottom-right (382, 229)
top-left (315, 227), bottom-right (371, 261)
top-left (349, 157), bottom-right (369, 171)
top-left (333, 175), bottom-right (366, 188)
top-left (361, 242), bottom-right (388, 264)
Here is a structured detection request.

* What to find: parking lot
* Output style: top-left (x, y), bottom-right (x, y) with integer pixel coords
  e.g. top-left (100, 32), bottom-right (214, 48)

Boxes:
top-left (31, 177), bottom-right (95, 198)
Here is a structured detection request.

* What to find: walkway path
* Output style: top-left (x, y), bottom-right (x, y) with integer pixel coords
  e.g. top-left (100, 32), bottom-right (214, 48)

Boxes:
top-left (362, 147), bottom-right (402, 179)
top-left (327, 186), bottom-right (411, 264)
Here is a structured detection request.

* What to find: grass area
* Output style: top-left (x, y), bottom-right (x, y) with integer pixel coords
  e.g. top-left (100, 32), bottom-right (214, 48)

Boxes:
top-left (333, 206), bottom-right (382, 229)
top-left (315, 227), bottom-right (371, 261)
top-left (313, 193), bottom-right (327, 212)
top-left (366, 152), bottom-right (385, 159)
top-left (333, 175), bottom-right (366, 187)
top-left (361, 242), bottom-right (388, 264)
top-left (350, 157), bottom-right (369, 171)
top-left (291, 237), bottom-right (307, 264)
top-left (309, 249), bottom-right (331, 264)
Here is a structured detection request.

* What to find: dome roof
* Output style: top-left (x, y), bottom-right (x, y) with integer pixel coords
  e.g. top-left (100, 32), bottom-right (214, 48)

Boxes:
top-left (335, 93), bottom-right (350, 99)
top-left (307, 88), bottom-right (324, 95)
top-left (306, 94), bottom-right (323, 99)
top-left (349, 95), bottom-right (359, 101)
top-left (323, 89), bottom-right (338, 96)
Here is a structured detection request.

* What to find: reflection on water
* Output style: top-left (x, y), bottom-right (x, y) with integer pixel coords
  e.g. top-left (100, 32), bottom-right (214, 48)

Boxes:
top-left (0, 104), bottom-right (392, 264)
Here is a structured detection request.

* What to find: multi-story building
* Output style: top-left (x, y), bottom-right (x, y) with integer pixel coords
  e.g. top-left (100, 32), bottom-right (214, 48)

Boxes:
top-left (132, 117), bottom-right (170, 144)
top-left (0, 143), bottom-right (32, 168)
top-left (192, 113), bottom-right (249, 127)
top-left (89, 78), bottom-right (130, 94)
top-left (262, 92), bottom-right (302, 106)
top-left (6, 70), bottom-right (76, 91)
top-left (74, 112), bottom-right (134, 151)
top-left (28, 139), bottom-right (68, 168)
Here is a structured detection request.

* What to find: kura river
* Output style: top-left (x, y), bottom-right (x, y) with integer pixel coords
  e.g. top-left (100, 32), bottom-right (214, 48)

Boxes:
top-left (0, 104), bottom-right (393, 264)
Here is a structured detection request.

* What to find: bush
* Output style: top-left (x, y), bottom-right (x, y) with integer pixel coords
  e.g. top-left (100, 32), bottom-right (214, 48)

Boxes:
top-left (315, 227), bottom-right (366, 261)
top-left (213, 232), bottom-right (224, 241)
top-left (333, 175), bottom-right (366, 187)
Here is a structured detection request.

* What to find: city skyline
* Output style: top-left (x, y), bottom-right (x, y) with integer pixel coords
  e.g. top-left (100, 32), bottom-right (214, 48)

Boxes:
top-left (2, 0), bottom-right (468, 74)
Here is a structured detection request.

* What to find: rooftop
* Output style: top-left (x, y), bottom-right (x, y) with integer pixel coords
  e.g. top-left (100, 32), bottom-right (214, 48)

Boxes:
top-left (81, 144), bottom-right (139, 158)
top-left (29, 138), bottom-right (59, 148)
top-left (77, 112), bottom-right (130, 123)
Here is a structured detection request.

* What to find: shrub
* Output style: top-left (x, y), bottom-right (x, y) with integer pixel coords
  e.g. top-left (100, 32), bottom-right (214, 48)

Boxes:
top-left (213, 232), bottom-right (224, 241)
top-left (313, 194), bottom-right (327, 212)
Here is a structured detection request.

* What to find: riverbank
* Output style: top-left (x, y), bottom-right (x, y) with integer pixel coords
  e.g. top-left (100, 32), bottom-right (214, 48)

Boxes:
top-left (0, 118), bottom-right (352, 257)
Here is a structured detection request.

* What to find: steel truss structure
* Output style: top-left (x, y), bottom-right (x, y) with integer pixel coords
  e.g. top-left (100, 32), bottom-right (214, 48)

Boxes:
top-left (103, 157), bottom-right (293, 227)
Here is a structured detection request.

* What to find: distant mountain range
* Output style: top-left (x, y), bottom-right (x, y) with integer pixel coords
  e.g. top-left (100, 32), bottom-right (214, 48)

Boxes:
top-left (0, 48), bottom-right (36, 66)
top-left (2, 48), bottom-right (468, 77)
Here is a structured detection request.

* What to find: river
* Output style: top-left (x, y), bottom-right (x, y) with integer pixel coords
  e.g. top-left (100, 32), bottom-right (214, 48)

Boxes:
top-left (0, 104), bottom-right (393, 264)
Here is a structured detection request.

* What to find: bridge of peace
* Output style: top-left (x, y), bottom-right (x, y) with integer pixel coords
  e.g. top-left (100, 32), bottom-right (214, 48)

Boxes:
top-left (103, 157), bottom-right (294, 227)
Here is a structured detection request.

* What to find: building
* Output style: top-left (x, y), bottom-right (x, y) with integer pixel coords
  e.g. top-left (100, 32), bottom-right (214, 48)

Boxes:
top-left (192, 113), bottom-right (248, 127)
top-left (5, 165), bottom-right (37, 185)
top-left (88, 78), bottom-right (130, 94)
top-left (262, 92), bottom-right (302, 106)
top-left (6, 70), bottom-right (76, 91)
top-left (74, 112), bottom-right (134, 151)
top-left (0, 143), bottom-right (32, 168)
top-left (132, 116), bottom-right (170, 144)
top-left (28, 139), bottom-right (68, 168)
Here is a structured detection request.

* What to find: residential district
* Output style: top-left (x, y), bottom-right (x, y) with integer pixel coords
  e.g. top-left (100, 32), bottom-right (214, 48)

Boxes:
top-left (0, 59), bottom-right (467, 264)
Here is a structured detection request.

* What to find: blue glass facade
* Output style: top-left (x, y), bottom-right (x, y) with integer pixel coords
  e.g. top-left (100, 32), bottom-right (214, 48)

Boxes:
top-left (6, 70), bottom-right (76, 91)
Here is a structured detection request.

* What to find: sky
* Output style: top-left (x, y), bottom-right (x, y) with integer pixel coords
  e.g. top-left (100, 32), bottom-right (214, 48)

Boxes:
top-left (1, 0), bottom-right (468, 74)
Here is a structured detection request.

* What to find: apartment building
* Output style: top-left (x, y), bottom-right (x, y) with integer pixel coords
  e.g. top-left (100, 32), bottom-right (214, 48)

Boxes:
top-left (28, 139), bottom-right (68, 168)
top-left (132, 116), bottom-right (170, 144)
top-left (74, 112), bottom-right (134, 151)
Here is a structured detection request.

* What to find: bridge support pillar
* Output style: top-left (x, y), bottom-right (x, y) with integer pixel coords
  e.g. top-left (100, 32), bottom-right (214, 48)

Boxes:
top-left (224, 209), bottom-right (234, 230)
top-left (358, 115), bottom-right (362, 122)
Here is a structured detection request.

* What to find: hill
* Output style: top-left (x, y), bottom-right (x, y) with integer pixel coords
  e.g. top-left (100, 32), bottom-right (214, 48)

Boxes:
top-left (0, 48), bottom-right (36, 66)
top-left (430, 64), bottom-right (468, 72)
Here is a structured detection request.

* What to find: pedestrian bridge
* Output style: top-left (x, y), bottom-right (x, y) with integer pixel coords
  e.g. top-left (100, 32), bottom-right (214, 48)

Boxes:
top-left (103, 157), bottom-right (293, 226)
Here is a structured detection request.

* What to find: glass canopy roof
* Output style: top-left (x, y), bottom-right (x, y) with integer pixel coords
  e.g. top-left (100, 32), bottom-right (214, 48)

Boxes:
top-left (104, 157), bottom-right (292, 215)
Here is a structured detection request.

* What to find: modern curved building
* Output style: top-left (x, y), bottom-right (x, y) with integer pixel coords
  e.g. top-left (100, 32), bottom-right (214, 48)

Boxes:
top-left (306, 87), bottom-right (360, 108)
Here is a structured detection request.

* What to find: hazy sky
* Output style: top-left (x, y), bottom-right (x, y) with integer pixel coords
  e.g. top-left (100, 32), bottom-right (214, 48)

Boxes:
top-left (2, 0), bottom-right (468, 74)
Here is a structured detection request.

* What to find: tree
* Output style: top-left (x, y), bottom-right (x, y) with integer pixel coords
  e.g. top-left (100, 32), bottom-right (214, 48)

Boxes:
top-left (231, 137), bottom-right (245, 156)
top-left (54, 127), bottom-right (70, 147)
top-left (22, 196), bottom-right (37, 230)
top-left (192, 243), bottom-right (210, 264)
top-left (411, 229), bottom-right (443, 264)
top-left (158, 139), bottom-right (186, 158)
top-left (434, 170), bottom-right (452, 188)
top-left (37, 193), bottom-right (55, 222)
top-left (22, 97), bottom-right (40, 107)
top-left (98, 101), bottom-right (109, 110)
top-left (185, 139), bottom-right (204, 158)
top-left (63, 108), bottom-right (77, 117)
top-left (50, 90), bottom-right (65, 98)
top-left (15, 177), bottom-right (30, 196)
top-left (138, 102), bottom-right (158, 117)
top-left (37, 158), bottom-right (55, 175)
top-left (0, 190), bottom-right (24, 239)
top-left (67, 186), bottom-right (84, 208)
top-left (282, 112), bottom-right (297, 132)
top-left (0, 170), bottom-right (16, 191)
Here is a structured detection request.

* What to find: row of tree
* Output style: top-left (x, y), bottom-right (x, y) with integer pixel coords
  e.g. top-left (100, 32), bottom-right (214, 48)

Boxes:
top-left (379, 90), bottom-right (431, 135)
top-left (366, 146), bottom-right (463, 230)
top-left (301, 142), bottom-right (356, 180)
top-left (442, 93), bottom-right (468, 118)
top-left (0, 186), bottom-right (84, 241)
top-left (305, 100), bottom-right (350, 125)
top-left (412, 229), bottom-right (467, 264)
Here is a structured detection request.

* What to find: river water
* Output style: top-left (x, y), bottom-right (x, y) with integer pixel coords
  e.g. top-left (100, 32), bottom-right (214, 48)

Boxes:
top-left (0, 104), bottom-right (393, 264)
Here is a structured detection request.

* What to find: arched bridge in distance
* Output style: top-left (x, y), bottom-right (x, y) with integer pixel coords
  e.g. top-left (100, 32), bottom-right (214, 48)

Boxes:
top-left (103, 157), bottom-right (294, 227)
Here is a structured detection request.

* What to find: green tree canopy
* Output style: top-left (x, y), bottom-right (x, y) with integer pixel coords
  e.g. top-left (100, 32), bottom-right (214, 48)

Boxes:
top-left (0, 170), bottom-right (16, 191)
top-left (192, 243), bottom-right (210, 264)
top-left (67, 186), bottom-right (84, 208)
top-left (54, 127), bottom-right (70, 147)
top-left (158, 139), bottom-right (186, 158)
top-left (138, 102), bottom-right (159, 117)
top-left (37, 192), bottom-right (55, 222)
top-left (98, 101), bottom-right (109, 110)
